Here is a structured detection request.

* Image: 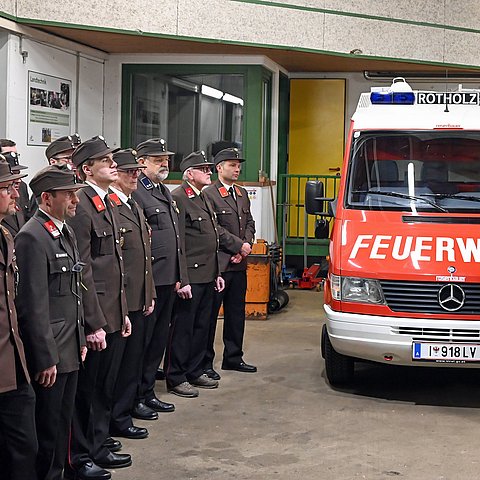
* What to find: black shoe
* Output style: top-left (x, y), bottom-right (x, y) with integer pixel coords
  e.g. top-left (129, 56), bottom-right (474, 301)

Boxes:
top-left (132, 402), bottom-right (159, 420)
top-left (94, 452), bottom-right (132, 469)
top-left (155, 368), bottom-right (165, 380)
top-left (145, 397), bottom-right (175, 413)
top-left (222, 361), bottom-right (257, 373)
top-left (102, 437), bottom-right (122, 453)
top-left (64, 461), bottom-right (111, 480)
top-left (111, 426), bottom-right (149, 439)
top-left (204, 367), bottom-right (221, 380)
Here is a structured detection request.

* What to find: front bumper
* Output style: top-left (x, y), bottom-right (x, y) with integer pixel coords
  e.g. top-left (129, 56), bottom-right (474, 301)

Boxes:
top-left (324, 304), bottom-right (480, 367)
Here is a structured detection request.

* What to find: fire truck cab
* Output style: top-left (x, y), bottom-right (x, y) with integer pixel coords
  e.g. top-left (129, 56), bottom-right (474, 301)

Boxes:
top-left (319, 78), bottom-right (480, 385)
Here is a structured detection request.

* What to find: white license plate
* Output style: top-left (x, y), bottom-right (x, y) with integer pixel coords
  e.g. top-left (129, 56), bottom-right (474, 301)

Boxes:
top-left (412, 342), bottom-right (480, 363)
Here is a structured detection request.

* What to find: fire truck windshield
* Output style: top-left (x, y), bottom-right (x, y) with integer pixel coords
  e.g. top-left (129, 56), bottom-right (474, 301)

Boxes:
top-left (347, 131), bottom-right (480, 212)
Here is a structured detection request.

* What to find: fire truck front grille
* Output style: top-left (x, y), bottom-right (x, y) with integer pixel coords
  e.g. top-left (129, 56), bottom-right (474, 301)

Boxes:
top-left (380, 280), bottom-right (480, 315)
top-left (391, 326), bottom-right (480, 341)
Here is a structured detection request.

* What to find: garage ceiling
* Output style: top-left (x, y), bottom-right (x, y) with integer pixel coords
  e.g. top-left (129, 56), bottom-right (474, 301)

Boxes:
top-left (30, 24), bottom-right (478, 75)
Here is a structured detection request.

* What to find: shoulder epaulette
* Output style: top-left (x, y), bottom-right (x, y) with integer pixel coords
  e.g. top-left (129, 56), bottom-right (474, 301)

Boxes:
top-left (218, 186), bottom-right (229, 198)
top-left (43, 220), bottom-right (61, 239)
top-left (91, 195), bottom-right (106, 212)
top-left (140, 176), bottom-right (153, 190)
top-left (108, 192), bottom-right (121, 206)
top-left (184, 186), bottom-right (196, 199)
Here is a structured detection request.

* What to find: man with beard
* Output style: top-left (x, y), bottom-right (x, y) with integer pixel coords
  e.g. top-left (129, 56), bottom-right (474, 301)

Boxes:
top-left (131, 138), bottom-right (181, 419)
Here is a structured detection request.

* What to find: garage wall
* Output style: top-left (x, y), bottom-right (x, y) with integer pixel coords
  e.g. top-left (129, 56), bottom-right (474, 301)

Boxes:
top-left (5, 1), bottom-right (480, 68)
top-left (0, 33), bottom-right (104, 175)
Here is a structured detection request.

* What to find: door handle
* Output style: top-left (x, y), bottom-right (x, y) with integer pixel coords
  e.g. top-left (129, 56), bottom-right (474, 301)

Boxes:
top-left (329, 167), bottom-right (340, 172)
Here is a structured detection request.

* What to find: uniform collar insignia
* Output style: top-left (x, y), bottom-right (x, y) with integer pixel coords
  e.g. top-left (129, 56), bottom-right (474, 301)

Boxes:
top-left (140, 176), bottom-right (153, 190)
top-left (91, 195), bottom-right (106, 212)
top-left (234, 185), bottom-right (242, 197)
top-left (43, 220), bottom-right (61, 238)
top-left (184, 186), bottom-right (196, 199)
top-left (108, 192), bottom-right (122, 206)
top-left (218, 186), bottom-right (229, 198)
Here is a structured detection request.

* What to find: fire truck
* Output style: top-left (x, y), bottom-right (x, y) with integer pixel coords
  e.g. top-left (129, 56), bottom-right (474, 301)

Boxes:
top-left (312, 78), bottom-right (480, 385)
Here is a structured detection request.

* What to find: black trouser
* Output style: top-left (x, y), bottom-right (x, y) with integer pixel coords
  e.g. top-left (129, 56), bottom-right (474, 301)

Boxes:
top-left (0, 381), bottom-right (37, 480)
top-left (165, 282), bottom-right (214, 388)
top-left (111, 310), bottom-right (147, 432)
top-left (204, 270), bottom-right (247, 368)
top-left (34, 370), bottom-right (78, 480)
top-left (69, 331), bottom-right (126, 468)
top-left (137, 284), bottom-right (176, 402)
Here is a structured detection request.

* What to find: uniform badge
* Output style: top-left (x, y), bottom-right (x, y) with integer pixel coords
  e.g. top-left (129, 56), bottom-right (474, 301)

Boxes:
top-left (234, 186), bottom-right (243, 197)
top-left (43, 220), bottom-right (61, 238)
top-left (108, 192), bottom-right (122, 206)
top-left (140, 176), bottom-right (153, 190)
top-left (218, 186), bottom-right (229, 198)
top-left (91, 195), bottom-right (106, 212)
top-left (184, 186), bottom-right (195, 199)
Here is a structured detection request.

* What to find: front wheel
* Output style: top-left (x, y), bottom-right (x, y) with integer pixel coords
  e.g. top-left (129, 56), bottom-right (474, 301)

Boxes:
top-left (322, 324), bottom-right (354, 386)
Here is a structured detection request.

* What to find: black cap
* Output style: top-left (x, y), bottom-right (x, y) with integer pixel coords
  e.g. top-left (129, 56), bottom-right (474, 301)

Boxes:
top-left (179, 151), bottom-right (214, 173)
top-left (30, 164), bottom-right (86, 196)
top-left (45, 136), bottom-right (76, 160)
top-left (3, 151), bottom-right (28, 171)
top-left (0, 155), bottom-right (27, 183)
top-left (213, 148), bottom-right (245, 166)
top-left (113, 149), bottom-right (146, 170)
top-left (136, 138), bottom-right (174, 157)
top-left (72, 136), bottom-right (119, 168)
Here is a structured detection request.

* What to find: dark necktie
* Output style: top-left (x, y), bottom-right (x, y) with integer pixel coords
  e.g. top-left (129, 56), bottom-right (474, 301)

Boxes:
top-left (127, 197), bottom-right (140, 222)
top-left (228, 186), bottom-right (236, 201)
top-left (62, 224), bottom-right (75, 256)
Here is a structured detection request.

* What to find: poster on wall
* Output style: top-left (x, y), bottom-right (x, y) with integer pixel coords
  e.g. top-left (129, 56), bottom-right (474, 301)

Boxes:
top-left (27, 71), bottom-right (71, 146)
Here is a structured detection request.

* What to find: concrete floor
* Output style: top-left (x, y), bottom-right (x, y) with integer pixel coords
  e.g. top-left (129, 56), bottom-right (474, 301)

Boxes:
top-left (113, 289), bottom-right (480, 480)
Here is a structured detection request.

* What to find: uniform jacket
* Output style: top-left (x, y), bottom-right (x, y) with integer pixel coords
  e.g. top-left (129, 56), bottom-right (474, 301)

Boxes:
top-left (66, 185), bottom-right (128, 334)
top-left (15, 211), bottom-right (85, 375)
top-left (204, 180), bottom-right (256, 272)
top-left (133, 173), bottom-right (186, 286)
top-left (116, 197), bottom-right (155, 312)
top-left (0, 225), bottom-right (30, 393)
top-left (172, 182), bottom-right (243, 285)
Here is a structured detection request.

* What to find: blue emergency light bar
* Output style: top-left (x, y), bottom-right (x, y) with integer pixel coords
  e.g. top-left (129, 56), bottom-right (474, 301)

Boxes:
top-left (370, 91), bottom-right (415, 105)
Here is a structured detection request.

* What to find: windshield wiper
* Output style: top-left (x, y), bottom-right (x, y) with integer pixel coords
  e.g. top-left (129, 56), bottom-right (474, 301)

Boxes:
top-left (353, 190), bottom-right (448, 213)
top-left (423, 193), bottom-right (480, 203)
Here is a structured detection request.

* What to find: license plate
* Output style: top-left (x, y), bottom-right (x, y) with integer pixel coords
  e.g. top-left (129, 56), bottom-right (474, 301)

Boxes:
top-left (412, 342), bottom-right (480, 363)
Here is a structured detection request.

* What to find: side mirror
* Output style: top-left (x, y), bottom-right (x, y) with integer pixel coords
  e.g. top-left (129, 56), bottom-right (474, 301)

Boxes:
top-left (305, 180), bottom-right (324, 215)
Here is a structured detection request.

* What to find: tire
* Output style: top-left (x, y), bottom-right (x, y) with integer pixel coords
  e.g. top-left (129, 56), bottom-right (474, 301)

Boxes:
top-left (268, 297), bottom-right (281, 313)
top-left (323, 325), bottom-right (354, 386)
top-left (276, 289), bottom-right (290, 309)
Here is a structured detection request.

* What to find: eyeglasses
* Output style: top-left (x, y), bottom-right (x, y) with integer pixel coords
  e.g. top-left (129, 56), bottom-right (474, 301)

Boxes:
top-left (192, 166), bottom-right (212, 174)
top-left (0, 183), bottom-right (17, 195)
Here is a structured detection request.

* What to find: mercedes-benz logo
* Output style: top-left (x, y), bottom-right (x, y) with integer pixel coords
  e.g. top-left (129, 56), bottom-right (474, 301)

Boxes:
top-left (438, 284), bottom-right (465, 311)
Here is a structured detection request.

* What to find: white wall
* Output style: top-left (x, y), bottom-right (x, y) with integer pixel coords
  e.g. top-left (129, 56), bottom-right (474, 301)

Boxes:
top-left (1, 33), bottom-right (105, 177)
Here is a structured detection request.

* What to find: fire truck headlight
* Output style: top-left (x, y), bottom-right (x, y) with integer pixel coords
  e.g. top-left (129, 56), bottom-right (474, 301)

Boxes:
top-left (331, 275), bottom-right (385, 304)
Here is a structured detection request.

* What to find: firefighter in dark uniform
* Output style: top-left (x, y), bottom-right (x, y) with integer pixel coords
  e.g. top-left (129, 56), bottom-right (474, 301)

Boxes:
top-left (15, 165), bottom-right (87, 480)
top-left (0, 140), bottom-right (30, 225)
top-left (109, 149), bottom-right (156, 440)
top-left (131, 138), bottom-right (180, 418)
top-left (1, 150), bottom-right (28, 236)
top-left (28, 133), bottom-right (82, 219)
top-left (203, 148), bottom-right (256, 379)
top-left (0, 156), bottom-right (37, 480)
top-left (66, 136), bottom-right (132, 480)
top-left (165, 151), bottom-right (243, 397)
